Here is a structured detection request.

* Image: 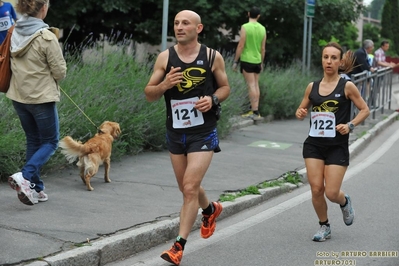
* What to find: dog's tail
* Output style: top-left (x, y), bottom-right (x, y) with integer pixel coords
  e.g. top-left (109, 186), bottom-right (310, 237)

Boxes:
top-left (58, 136), bottom-right (86, 163)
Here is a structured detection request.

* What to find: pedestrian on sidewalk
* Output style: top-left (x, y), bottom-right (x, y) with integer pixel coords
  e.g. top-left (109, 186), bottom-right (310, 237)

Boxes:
top-left (295, 42), bottom-right (369, 242)
top-left (233, 6), bottom-right (266, 121)
top-left (144, 10), bottom-right (230, 266)
top-left (7, 0), bottom-right (67, 206)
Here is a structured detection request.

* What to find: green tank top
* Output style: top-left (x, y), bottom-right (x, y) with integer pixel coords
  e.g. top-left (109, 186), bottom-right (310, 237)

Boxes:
top-left (240, 22), bottom-right (266, 64)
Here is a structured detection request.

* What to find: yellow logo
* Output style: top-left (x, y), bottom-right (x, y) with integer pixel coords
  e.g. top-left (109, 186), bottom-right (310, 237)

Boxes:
top-left (313, 100), bottom-right (339, 113)
top-left (176, 67), bottom-right (206, 94)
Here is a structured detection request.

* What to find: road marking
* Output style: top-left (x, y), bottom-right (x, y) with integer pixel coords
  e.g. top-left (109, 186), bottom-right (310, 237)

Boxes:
top-left (345, 126), bottom-right (399, 180)
top-left (249, 140), bottom-right (292, 150)
top-left (131, 127), bottom-right (399, 266)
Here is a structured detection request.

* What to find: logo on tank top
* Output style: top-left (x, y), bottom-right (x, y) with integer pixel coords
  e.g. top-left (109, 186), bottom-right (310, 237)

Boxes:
top-left (312, 100), bottom-right (339, 113)
top-left (176, 67), bottom-right (207, 94)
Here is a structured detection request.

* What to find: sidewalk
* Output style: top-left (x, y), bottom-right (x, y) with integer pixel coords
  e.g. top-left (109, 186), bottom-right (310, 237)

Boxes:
top-left (1, 84), bottom-right (399, 266)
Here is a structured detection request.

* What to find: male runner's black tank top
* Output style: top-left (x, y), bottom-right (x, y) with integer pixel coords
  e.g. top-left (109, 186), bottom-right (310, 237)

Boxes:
top-left (163, 44), bottom-right (217, 133)
top-left (305, 78), bottom-right (351, 146)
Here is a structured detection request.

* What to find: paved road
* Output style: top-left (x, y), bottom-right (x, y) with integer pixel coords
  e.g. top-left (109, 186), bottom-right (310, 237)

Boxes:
top-left (109, 120), bottom-right (399, 266)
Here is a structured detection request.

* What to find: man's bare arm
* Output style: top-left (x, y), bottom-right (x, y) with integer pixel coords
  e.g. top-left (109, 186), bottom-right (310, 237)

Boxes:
top-left (144, 50), bottom-right (183, 102)
top-left (233, 27), bottom-right (246, 63)
top-left (213, 51), bottom-right (230, 102)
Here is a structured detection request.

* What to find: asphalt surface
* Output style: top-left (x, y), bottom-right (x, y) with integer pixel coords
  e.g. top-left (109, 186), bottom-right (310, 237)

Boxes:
top-left (1, 83), bottom-right (399, 266)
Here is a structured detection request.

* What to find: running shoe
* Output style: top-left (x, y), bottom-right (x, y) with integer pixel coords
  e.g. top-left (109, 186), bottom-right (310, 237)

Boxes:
top-left (241, 110), bottom-right (263, 121)
top-left (341, 194), bottom-right (355, 226)
top-left (201, 201), bottom-right (223, 239)
top-left (241, 110), bottom-right (254, 118)
top-left (252, 113), bottom-right (263, 121)
top-left (8, 172), bottom-right (37, 205)
top-left (8, 172), bottom-right (23, 191)
top-left (160, 242), bottom-right (183, 266)
top-left (312, 225), bottom-right (331, 242)
top-left (33, 191), bottom-right (49, 203)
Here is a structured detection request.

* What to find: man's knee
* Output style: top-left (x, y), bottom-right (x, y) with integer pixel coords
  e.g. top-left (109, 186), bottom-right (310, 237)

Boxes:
top-left (182, 182), bottom-right (200, 199)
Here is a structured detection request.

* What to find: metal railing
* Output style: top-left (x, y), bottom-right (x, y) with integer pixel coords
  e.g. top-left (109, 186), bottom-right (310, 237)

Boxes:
top-left (350, 67), bottom-right (393, 120)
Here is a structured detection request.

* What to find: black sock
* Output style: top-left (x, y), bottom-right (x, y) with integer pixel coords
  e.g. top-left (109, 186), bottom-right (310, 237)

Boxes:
top-left (319, 220), bottom-right (330, 226)
top-left (202, 203), bottom-right (214, 215)
top-left (340, 197), bottom-right (348, 208)
top-left (253, 110), bottom-right (259, 115)
top-left (176, 236), bottom-right (187, 250)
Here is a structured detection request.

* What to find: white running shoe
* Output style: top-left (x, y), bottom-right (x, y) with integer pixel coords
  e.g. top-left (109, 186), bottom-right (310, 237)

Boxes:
top-left (8, 172), bottom-right (23, 191)
top-left (312, 224), bottom-right (331, 242)
top-left (340, 194), bottom-right (355, 226)
top-left (33, 191), bottom-right (48, 203)
top-left (8, 172), bottom-right (37, 205)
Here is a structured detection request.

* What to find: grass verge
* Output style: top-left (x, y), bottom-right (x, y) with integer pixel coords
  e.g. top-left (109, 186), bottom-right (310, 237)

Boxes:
top-left (219, 171), bottom-right (303, 202)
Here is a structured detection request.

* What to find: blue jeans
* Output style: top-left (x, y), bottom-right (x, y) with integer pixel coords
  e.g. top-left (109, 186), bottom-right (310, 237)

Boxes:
top-left (12, 101), bottom-right (59, 192)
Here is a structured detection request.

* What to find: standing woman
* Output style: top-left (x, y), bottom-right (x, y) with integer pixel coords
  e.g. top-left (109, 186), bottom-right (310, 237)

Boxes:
top-left (296, 42), bottom-right (369, 241)
top-left (7, 0), bottom-right (66, 206)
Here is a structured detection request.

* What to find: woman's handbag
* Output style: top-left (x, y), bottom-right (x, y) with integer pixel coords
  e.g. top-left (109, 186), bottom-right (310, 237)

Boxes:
top-left (0, 25), bottom-right (15, 93)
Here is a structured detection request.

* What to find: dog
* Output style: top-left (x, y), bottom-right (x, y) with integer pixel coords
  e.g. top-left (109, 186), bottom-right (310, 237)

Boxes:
top-left (59, 121), bottom-right (121, 191)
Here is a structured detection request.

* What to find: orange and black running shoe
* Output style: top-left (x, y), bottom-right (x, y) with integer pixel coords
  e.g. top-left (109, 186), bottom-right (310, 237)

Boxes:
top-left (200, 201), bottom-right (223, 239)
top-left (160, 242), bottom-right (183, 266)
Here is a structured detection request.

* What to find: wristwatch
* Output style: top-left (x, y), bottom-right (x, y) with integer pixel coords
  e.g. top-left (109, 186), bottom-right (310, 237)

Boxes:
top-left (347, 122), bottom-right (355, 133)
top-left (211, 94), bottom-right (219, 106)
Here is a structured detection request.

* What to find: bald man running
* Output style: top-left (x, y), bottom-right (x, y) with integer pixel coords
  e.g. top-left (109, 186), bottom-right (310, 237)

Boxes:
top-left (144, 10), bottom-right (230, 266)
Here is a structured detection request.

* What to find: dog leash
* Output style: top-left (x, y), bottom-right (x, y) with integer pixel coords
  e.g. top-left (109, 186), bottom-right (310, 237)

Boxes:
top-left (60, 86), bottom-right (101, 133)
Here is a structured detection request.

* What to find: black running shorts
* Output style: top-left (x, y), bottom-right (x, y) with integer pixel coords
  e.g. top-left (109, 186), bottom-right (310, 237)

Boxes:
top-left (240, 61), bottom-right (262, 74)
top-left (302, 142), bottom-right (349, 166)
top-left (166, 128), bottom-right (221, 155)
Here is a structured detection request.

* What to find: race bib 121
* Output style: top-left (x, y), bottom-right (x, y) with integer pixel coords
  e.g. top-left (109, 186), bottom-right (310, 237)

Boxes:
top-left (170, 97), bottom-right (204, 129)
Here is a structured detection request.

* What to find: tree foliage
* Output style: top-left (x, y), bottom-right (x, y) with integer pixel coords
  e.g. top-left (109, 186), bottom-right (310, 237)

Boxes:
top-left (380, 0), bottom-right (392, 39)
top-left (364, 0), bottom-right (386, 20)
top-left (363, 23), bottom-right (380, 42)
top-left (380, 0), bottom-right (399, 55)
top-left (45, 0), bottom-right (364, 65)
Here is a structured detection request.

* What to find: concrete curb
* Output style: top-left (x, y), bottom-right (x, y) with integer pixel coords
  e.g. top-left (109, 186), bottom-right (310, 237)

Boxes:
top-left (27, 185), bottom-right (301, 266)
top-left (24, 112), bottom-right (399, 266)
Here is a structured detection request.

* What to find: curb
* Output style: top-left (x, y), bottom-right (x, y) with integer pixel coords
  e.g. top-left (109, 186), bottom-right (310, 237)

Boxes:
top-left (24, 112), bottom-right (399, 266)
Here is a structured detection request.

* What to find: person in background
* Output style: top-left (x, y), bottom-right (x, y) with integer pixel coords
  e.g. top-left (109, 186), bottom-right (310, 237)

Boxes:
top-left (233, 6), bottom-right (266, 121)
top-left (7, 0), bottom-right (67, 206)
top-left (374, 40), bottom-right (399, 69)
top-left (350, 39), bottom-right (376, 76)
top-left (144, 10), bottom-right (230, 266)
top-left (0, 1), bottom-right (17, 44)
top-left (296, 42), bottom-right (369, 242)
top-left (350, 39), bottom-right (376, 99)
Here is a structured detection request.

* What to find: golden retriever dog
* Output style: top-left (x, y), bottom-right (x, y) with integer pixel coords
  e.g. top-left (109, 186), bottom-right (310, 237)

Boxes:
top-left (59, 121), bottom-right (121, 191)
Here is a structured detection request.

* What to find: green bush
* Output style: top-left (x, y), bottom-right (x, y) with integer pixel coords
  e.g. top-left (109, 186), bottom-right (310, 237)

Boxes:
top-left (259, 64), bottom-right (316, 119)
top-left (0, 42), bottom-right (317, 181)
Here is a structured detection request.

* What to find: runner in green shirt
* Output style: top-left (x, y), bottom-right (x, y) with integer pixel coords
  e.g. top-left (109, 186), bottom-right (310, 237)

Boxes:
top-left (233, 6), bottom-right (266, 120)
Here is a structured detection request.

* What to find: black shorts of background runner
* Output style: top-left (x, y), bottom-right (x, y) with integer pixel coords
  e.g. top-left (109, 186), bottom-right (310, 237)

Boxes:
top-left (240, 61), bottom-right (262, 74)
